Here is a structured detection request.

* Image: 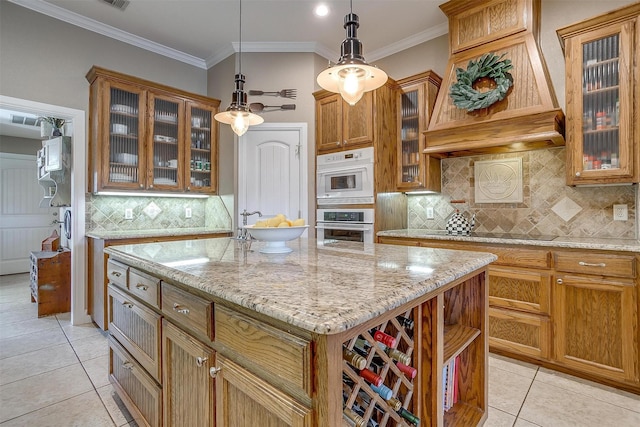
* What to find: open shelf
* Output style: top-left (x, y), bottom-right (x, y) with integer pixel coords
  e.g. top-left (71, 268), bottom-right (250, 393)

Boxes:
top-left (444, 324), bottom-right (481, 365)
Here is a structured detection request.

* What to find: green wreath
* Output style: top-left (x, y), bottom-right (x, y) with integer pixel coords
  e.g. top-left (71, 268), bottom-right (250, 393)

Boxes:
top-left (449, 53), bottom-right (514, 112)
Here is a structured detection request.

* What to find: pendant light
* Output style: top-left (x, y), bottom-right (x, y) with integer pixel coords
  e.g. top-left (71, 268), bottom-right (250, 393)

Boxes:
top-left (316, 0), bottom-right (388, 106)
top-left (214, 0), bottom-right (263, 136)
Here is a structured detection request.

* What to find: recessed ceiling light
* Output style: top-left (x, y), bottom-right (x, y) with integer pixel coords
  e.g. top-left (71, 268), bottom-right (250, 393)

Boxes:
top-left (314, 4), bottom-right (329, 17)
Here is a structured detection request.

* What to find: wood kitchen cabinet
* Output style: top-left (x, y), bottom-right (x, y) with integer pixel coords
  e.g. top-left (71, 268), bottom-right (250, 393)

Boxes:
top-left (553, 250), bottom-right (638, 385)
top-left (396, 71), bottom-right (442, 192)
top-left (378, 235), bottom-right (640, 394)
top-left (162, 319), bottom-right (216, 427)
top-left (557, 3), bottom-right (640, 185)
top-left (314, 91), bottom-right (373, 153)
top-left (86, 66), bottom-right (220, 194)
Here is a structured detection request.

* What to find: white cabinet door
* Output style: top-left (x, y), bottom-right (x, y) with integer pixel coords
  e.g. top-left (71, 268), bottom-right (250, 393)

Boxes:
top-left (238, 124), bottom-right (308, 234)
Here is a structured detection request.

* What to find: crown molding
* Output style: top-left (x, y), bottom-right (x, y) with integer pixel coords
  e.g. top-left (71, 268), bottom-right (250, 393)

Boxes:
top-left (206, 42), bottom-right (338, 68)
top-left (367, 21), bottom-right (449, 62)
top-left (8, 0), bottom-right (207, 69)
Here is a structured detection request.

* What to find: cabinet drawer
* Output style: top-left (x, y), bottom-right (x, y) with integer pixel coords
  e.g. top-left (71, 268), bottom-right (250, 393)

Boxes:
top-left (108, 284), bottom-right (162, 383)
top-left (128, 269), bottom-right (160, 309)
top-left (488, 307), bottom-right (550, 360)
top-left (215, 305), bottom-right (312, 396)
top-left (161, 283), bottom-right (214, 340)
top-left (107, 259), bottom-right (128, 289)
top-left (109, 336), bottom-right (162, 427)
top-left (488, 266), bottom-right (551, 315)
top-left (554, 251), bottom-right (636, 278)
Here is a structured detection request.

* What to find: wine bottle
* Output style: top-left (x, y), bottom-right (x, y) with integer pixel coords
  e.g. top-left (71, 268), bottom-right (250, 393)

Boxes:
top-left (384, 346), bottom-right (411, 366)
top-left (359, 368), bottom-right (383, 387)
top-left (343, 348), bottom-right (367, 370)
top-left (397, 407), bottom-right (420, 425)
top-left (372, 330), bottom-right (397, 348)
top-left (386, 397), bottom-right (402, 411)
top-left (343, 408), bottom-right (366, 427)
top-left (396, 315), bottom-right (414, 331)
top-left (369, 382), bottom-right (393, 400)
top-left (396, 361), bottom-right (417, 379)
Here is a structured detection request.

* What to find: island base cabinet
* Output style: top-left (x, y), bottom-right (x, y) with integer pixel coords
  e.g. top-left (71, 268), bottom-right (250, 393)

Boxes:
top-left (109, 336), bottom-right (162, 427)
top-left (215, 355), bottom-right (313, 427)
top-left (162, 320), bottom-right (216, 427)
top-left (553, 274), bottom-right (638, 384)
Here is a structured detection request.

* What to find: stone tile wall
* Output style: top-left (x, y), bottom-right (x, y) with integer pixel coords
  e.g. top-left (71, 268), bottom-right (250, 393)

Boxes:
top-left (85, 194), bottom-right (232, 233)
top-left (408, 148), bottom-right (637, 239)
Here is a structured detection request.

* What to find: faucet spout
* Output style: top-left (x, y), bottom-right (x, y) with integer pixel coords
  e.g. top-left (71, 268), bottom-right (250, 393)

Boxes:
top-left (236, 209), bottom-right (263, 240)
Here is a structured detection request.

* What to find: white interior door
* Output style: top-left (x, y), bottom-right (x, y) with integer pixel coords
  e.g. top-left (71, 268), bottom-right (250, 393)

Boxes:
top-left (238, 123), bottom-right (308, 235)
top-left (0, 153), bottom-right (57, 274)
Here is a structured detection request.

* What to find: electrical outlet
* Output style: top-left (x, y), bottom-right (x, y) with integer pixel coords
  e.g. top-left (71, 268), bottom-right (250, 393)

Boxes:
top-left (426, 207), bottom-right (434, 220)
top-left (613, 204), bottom-right (628, 221)
top-left (124, 208), bottom-right (133, 220)
top-left (185, 207), bottom-right (192, 219)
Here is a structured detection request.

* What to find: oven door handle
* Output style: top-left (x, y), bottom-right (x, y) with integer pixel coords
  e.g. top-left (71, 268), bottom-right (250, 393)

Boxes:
top-left (316, 166), bottom-right (369, 176)
top-left (316, 223), bottom-right (373, 231)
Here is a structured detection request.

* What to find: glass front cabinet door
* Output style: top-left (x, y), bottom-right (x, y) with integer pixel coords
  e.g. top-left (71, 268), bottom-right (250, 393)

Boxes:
top-left (396, 71), bottom-right (442, 192)
top-left (186, 102), bottom-right (218, 194)
top-left (148, 92), bottom-right (184, 191)
top-left (558, 5), bottom-right (640, 185)
top-left (100, 81), bottom-right (147, 191)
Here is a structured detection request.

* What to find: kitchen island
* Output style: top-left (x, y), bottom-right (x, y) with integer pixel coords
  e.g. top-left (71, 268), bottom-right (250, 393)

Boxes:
top-left (104, 237), bottom-right (496, 426)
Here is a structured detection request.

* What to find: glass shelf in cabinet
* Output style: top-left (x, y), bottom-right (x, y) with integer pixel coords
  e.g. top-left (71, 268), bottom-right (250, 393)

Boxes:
top-left (583, 86), bottom-right (619, 95)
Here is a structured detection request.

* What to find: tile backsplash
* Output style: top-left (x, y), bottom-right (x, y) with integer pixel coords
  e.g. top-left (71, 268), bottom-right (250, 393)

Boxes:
top-left (85, 194), bottom-right (232, 233)
top-left (408, 148), bottom-right (637, 239)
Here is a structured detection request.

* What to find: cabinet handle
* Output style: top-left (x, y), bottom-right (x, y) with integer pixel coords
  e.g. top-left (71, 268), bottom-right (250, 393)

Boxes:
top-left (135, 283), bottom-right (148, 291)
top-left (122, 361), bottom-right (134, 370)
top-left (556, 278), bottom-right (563, 284)
top-left (578, 261), bottom-right (606, 268)
top-left (209, 366), bottom-right (222, 378)
top-left (336, 141), bottom-right (341, 146)
top-left (122, 301), bottom-right (134, 309)
top-left (173, 303), bottom-right (190, 315)
top-left (575, 172), bottom-right (581, 177)
top-left (195, 356), bottom-right (208, 367)
top-left (111, 271), bottom-right (121, 277)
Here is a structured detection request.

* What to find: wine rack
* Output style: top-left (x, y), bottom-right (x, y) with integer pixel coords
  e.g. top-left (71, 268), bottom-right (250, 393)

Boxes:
top-left (342, 308), bottom-right (418, 426)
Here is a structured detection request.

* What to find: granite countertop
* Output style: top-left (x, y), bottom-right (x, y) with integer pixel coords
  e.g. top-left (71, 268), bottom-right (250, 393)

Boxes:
top-left (377, 229), bottom-right (640, 253)
top-left (86, 228), bottom-right (233, 240)
top-left (104, 237), bottom-right (496, 335)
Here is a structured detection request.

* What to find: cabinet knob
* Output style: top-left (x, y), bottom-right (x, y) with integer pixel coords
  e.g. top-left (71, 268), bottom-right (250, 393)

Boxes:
top-left (336, 141), bottom-right (341, 146)
top-left (209, 366), bottom-right (222, 378)
top-left (173, 303), bottom-right (190, 315)
top-left (111, 271), bottom-right (121, 277)
top-left (556, 278), bottom-right (563, 284)
top-left (135, 283), bottom-right (148, 291)
top-left (139, 184), bottom-right (144, 188)
top-left (122, 301), bottom-right (134, 309)
top-left (575, 172), bottom-right (581, 177)
top-left (149, 184), bottom-right (153, 188)
top-left (122, 361), bottom-right (134, 370)
top-left (195, 356), bottom-right (208, 367)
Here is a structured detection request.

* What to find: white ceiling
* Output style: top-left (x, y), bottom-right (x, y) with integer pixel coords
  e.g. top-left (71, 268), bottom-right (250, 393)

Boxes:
top-left (2, 0), bottom-right (449, 139)
top-left (9, 0), bottom-right (449, 69)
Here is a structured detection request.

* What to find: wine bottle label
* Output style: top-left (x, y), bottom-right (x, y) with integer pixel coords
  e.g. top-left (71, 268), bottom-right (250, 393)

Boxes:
top-left (373, 330), bottom-right (397, 348)
top-left (359, 368), bottom-right (382, 387)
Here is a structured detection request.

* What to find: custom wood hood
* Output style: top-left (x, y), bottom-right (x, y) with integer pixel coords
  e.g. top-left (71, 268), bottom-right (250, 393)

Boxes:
top-left (425, 0), bottom-right (565, 157)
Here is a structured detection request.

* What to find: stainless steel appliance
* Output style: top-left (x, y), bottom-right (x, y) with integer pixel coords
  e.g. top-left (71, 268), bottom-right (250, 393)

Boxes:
top-left (316, 147), bottom-right (374, 204)
top-left (316, 208), bottom-right (374, 244)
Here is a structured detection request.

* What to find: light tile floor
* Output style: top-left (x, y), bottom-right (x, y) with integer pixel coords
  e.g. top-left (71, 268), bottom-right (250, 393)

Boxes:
top-left (2, 272), bottom-right (639, 426)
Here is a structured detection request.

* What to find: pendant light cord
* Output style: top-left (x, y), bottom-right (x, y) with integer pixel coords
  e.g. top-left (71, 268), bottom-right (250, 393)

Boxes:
top-left (350, 0), bottom-right (353, 14)
top-left (238, 0), bottom-right (242, 75)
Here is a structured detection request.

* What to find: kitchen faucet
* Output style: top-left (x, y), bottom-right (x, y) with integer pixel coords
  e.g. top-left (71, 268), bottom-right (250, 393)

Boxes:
top-left (236, 209), bottom-right (262, 240)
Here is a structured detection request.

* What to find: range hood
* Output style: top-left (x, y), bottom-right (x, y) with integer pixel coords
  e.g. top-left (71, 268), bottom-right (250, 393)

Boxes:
top-left (425, 0), bottom-right (565, 157)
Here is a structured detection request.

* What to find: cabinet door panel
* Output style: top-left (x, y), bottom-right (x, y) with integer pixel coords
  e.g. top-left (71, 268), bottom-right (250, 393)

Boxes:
top-left (216, 356), bottom-right (312, 427)
top-left (162, 320), bottom-right (215, 427)
top-left (316, 95), bottom-right (343, 152)
top-left (342, 91), bottom-right (374, 149)
top-left (553, 274), bottom-right (637, 382)
top-left (186, 102), bottom-right (218, 194)
top-left (488, 266), bottom-right (550, 315)
top-left (489, 307), bottom-right (550, 359)
top-left (148, 92), bottom-right (185, 191)
top-left (99, 81), bottom-right (147, 191)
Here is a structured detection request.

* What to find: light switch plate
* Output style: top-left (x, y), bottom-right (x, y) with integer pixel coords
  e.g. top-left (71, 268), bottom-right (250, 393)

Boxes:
top-left (426, 207), bottom-right (434, 219)
top-left (124, 208), bottom-right (133, 220)
top-left (185, 207), bottom-right (192, 218)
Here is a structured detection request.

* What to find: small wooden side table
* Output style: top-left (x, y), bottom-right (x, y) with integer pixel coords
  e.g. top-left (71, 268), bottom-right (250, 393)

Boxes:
top-left (29, 249), bottom-right (71, 317)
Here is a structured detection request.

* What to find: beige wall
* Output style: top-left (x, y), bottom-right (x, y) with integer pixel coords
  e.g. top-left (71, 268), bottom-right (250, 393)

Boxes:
top-left (0, 135), bottom-right (42, 156)
top-left (0, 1), bottom-right (207, 112)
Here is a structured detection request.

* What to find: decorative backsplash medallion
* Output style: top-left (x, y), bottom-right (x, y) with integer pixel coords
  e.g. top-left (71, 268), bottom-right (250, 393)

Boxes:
top-left (474, 158), bottom-right (523, 203)
top-left (408, 148), bottom-right (637, 239)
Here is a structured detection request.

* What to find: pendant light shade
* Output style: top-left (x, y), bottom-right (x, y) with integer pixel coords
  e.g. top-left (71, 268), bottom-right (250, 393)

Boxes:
top-left (214, 0), bottom-right (263, 136)
top-left (317, 8), bottom-right (388, 106)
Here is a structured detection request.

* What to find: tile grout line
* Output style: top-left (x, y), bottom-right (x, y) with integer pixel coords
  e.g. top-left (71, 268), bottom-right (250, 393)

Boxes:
top-left (512, 366), bottom-right (543, 426)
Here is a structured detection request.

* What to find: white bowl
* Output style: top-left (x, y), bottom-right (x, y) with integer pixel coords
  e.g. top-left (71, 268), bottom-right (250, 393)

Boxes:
top-left (244, 225), bottom-right (309, 253)
top-left (112, 124), bottom-right (128, 134)
top-left (115, 153), bottom-right (138, 165)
